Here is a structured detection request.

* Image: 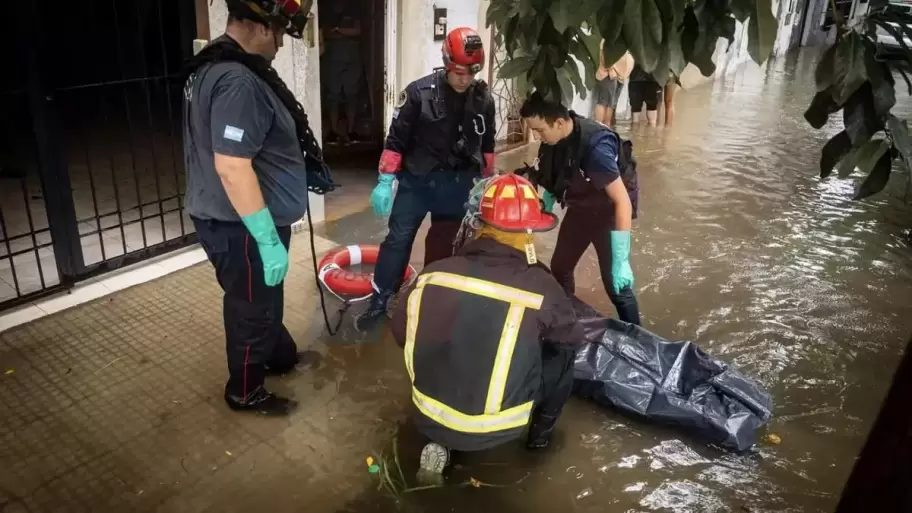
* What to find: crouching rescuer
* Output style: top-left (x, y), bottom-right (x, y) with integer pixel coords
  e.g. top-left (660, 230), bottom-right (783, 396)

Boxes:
top-left (519, 92), bottom-right (641, 325)
top-left (390, 174), bottom-right (585, 482)
top-left (182, 0), bottom-right (335, 416)
top-left (354, 27), bottom-right (497, 331)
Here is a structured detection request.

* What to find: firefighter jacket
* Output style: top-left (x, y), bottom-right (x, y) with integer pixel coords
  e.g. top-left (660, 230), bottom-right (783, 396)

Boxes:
top-left (384, 70), bottom-right (496, 176)
top-left (390, 237), bottom-right (585, 451)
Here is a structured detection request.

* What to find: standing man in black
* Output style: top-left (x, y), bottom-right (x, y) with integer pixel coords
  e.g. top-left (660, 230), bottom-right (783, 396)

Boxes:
top-left (182, 0), bottom-right (334, 416)
top-left (354, 27), bottom-right (497, 331)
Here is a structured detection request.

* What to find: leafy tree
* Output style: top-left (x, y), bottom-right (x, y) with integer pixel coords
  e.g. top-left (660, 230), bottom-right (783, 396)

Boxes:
top-left (487, 0), bottom-right (912, 200)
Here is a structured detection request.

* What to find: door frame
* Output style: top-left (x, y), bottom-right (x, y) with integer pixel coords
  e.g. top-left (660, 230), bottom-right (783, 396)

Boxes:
top-left (383, 0), bottom-right (398, 137)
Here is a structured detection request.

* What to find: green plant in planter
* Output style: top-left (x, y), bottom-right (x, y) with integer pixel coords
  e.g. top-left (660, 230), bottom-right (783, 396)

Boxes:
top-left (487, 0), bottom-right (912, 200)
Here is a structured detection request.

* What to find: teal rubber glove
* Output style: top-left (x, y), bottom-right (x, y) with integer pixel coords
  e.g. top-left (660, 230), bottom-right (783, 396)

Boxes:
top-left (371, 174), bottom-right (396, 217)
top-left (241, 207), bottom-right (289, 287)
top-left (610, 231), bottom-right (635, 295)
top-left (541, 190), bottom-right (556, 213)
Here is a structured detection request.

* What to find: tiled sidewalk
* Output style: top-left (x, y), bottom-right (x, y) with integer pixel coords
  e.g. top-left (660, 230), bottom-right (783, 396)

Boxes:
top-left (0, 231), bottom-right (415, 513)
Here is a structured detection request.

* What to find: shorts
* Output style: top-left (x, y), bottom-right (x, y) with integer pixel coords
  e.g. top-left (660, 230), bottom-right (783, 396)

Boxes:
top-left (628, 81), bottom-right (661, 113)
top-left (594, 78), bottom-right (623, 108)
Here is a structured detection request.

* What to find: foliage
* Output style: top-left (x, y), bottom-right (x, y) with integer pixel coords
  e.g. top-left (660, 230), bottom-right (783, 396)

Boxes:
top-left (487, 0), bottom-right (912, 200)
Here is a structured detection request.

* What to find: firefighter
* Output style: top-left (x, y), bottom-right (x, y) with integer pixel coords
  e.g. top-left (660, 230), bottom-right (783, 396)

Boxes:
top-left (390, 173), bottom-right (585, 482)
top-left (519, 92), bottom-right (641, 325)
top-left (181, 0), bottom-right (333, 416)
top-left (354, 27), bottom-right (497, 331)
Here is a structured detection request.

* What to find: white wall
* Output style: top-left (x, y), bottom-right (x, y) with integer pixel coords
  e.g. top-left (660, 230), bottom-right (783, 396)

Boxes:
top-left (397, 0), bottom-right (483, 90)
top-left (208, 2), bottom-right (325, 223)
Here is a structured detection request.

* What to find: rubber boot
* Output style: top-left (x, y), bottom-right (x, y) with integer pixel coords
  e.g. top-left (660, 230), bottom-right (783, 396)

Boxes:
top-left (526, 413), bottom-right (559, 450)
top-left (416, 442), bottom-right (450, 485)
top-left (354, 290), bottom-right (394, 332)
top-left (224, 385), bottom-right (298, 416)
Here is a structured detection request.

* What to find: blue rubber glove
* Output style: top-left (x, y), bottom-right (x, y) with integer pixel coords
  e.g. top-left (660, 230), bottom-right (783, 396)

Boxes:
top-left (241, 207), bottom-right (289, 287)
top-left (541, 190), bottom-right (556, 213)
top-left (371, 174), bottom-right (396, 217)
top-left (610, 231), bottom-right (634, 295)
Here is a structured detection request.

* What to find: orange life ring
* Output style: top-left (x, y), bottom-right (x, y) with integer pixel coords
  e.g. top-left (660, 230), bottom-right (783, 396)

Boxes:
top-left (317, 245), bottom-right (414, 298)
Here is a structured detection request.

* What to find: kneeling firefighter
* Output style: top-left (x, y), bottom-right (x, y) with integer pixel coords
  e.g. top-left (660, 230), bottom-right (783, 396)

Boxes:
top-left (354, 27), bottom-right (497, 331)
top-left (390, 173), bottom-right (586, 481)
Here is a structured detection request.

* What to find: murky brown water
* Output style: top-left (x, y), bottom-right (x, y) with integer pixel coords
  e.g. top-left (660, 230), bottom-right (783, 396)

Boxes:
top-left (314, 49), bottom-right (912, 512)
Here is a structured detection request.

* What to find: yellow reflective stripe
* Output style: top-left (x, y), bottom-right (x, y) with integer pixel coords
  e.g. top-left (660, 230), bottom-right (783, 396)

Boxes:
top-left (412, 388), bottom-right (533, 434)
top-left (403, 285), bottom-right (424, 383)
top-left (404, 271), bottom-right (544, 435)
top-left (419, 272), bottom-right (543, 310)
top-left (485, 304), bottom-right (525, 414)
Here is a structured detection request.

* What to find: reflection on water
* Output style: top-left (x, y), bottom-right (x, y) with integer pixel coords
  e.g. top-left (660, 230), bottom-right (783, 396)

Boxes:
top-left (317, 48), bottom-right (912, 512)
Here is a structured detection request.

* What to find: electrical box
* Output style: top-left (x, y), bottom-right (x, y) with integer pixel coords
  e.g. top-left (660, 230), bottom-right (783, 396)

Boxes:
top-left (433, 7), bottom-right (447, 41)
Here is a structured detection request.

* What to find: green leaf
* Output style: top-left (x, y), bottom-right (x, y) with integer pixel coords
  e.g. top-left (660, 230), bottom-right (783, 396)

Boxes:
top-left (555, 65), bottom-right (575, 105)
top-left (653, 0), bottom-right (687, 85)
top-left (814, 45), bottom-right (837, 92)
top-left (602, 38), bottom-right (630, 73)
top-left (747, 0), bottom-right (777, 64)
top-left (569, 38), bottom-right (597, 90)
top-left (832, 32), bottom-right (869, 105)
top-left (729, 0), bottom-right (752, 22)
top-left (597, 0), bottom-right (627, 48)
top-left (843, 82), bottom-right (883, 146)
top-left (887, 115), bottom-right (912, 164)
top-left (578, 23), bottom-right (604, 68)
top-left (497, 55), bottom-right (536, 79)
top-left (562, 60), bottom-right (587, 100)
top-left (623, 0), bottom-right (663, 72)
top-left (820, 130), bottom-right (853, 178)
top-left (854, 150), bottom-right (893, 199)
top-left (549, 1), bottom-right (572, 33)
top-left (838, 138), bottom-right (888, 178)
top-left (486, 0), bottom-right (512, 27)
top-left (804, 90), bottom-right (841, 129)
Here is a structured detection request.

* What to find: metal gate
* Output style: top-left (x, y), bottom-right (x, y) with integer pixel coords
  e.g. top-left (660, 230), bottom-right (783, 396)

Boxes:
top-left (0, 0), bottom-right (199, 312)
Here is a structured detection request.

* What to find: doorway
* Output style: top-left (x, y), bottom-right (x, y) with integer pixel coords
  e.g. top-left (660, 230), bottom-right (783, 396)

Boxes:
top-left (318, 0), bottom-right (391, 221)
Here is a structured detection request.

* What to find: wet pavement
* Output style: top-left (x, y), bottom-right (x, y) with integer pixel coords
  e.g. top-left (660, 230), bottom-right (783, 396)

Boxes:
top-left (2, 48), bottom-right (912, 512)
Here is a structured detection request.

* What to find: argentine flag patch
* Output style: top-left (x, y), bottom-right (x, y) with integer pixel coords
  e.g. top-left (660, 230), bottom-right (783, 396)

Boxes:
top-left (223, 125), bottom-right (245, 142)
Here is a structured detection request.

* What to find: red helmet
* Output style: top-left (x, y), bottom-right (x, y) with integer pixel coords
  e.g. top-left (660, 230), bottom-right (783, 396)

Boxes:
top-left (442, 27), bottom-right (486, 75)
top-left (479, 174), bottom-right (558, 232)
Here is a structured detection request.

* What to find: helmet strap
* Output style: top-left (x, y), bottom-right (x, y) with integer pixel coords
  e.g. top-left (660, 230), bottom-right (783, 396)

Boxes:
top-left (524, 229), bottom-right (537, 265)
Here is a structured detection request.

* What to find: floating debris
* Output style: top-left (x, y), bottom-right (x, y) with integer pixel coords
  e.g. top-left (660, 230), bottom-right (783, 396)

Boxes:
top-left (764, 433), bottom-right (782, 445)
top-left (4, 369), bottom-right (14, 376)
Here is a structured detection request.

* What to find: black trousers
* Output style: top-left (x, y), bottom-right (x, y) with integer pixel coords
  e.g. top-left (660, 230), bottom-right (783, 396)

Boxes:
top-left (550, 207), bottom-right (641, 325)
top-left (373, 169), bottom-right (478, 293)
top-left (192, 217), bottom-right (299, 400)
top-left (535, 343), bottom-right (577, 420)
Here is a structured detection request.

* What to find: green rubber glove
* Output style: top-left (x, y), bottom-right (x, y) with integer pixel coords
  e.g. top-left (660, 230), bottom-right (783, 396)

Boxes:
top-left (241, 207), bottom-right (289, 287)
top-left (541, 190), bottom-right (556, 213)
top-left (371, 174), bottom-right (396, 217)
top-left (610, 231), bottom-right (634, 295)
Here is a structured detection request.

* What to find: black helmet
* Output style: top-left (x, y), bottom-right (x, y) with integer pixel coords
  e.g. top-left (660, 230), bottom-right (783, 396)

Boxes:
top-left (226, 0), bottom-right (313, 39)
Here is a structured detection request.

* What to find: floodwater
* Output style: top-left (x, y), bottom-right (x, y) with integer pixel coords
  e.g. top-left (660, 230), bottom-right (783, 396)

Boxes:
top-left (313, 48), bottom-right (912, 512)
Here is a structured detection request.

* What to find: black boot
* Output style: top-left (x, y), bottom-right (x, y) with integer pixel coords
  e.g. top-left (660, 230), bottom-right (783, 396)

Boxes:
top-left (354, 290), bottom-right (394, 331)
top-left (224, 385), bottom-right (298, 416)
top-left (526, 413), bottom-right (559, 450)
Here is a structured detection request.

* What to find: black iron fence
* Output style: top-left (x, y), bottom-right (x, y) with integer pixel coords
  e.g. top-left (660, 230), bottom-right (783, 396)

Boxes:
top-left (0, 0), bottom-right (199, 311)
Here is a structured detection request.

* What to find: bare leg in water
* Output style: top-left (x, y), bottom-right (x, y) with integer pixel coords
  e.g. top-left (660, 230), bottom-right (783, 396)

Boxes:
top-left (664, 83), bottom-right (678, 126)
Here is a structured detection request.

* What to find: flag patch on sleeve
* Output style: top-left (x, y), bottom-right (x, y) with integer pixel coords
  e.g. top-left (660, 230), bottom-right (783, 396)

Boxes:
top-left (223, 125), bottom-right (245, 142)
